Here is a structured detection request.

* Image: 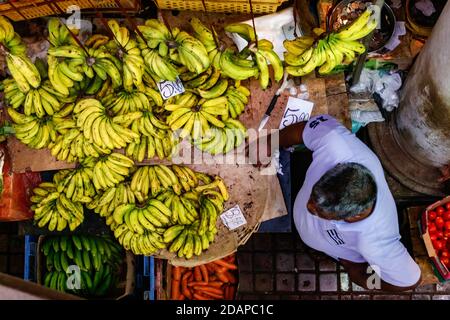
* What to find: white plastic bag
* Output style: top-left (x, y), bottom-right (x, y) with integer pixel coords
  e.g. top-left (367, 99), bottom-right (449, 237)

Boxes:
top-left (225, 7), bottom-right (301, 60)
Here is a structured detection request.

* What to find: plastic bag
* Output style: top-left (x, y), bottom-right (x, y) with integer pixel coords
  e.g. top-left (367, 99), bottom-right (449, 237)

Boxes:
top-left (0, 143), bottom-right (41, 221)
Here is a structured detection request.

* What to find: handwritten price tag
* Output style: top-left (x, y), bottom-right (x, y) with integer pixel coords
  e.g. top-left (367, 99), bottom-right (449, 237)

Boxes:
top-left (279, 96), bottom-right (314, 129)
top-left (157, 77), bottom-right (185, 100)
top-left (220, 205), bottom-right (247, 231)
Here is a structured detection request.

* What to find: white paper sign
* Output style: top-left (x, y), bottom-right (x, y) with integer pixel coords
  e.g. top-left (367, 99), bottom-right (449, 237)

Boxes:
top-left (279, 96), bottom-right (314, 129)
top-left (220, 205), bottom-right (247, 231)
top-left (157, 77), bottom-right (185, 100)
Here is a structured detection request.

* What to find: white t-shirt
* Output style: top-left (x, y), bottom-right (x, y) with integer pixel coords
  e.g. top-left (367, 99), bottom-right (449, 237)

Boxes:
top-left (293, 114), bottom-right (421, 287)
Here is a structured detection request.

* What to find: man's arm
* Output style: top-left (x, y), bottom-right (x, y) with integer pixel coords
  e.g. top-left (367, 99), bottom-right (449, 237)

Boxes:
top-left (339, 258), bottom-right (421, 292)
top-left (279, 121), bottom-right (307, 149)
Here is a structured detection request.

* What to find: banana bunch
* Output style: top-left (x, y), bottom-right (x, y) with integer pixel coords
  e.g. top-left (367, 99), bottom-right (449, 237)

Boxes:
top-left (166, 96), bottom-right (228, 140)
top-left (55, 159), bottom-right (97, 202)
top-left (41, 235), bottom-right (123, 297)
top-left (111, 200), bottom-right (172, 254)
top-left (224, 23), bottom-right (256, 42)
top-left (193, 118), bottom-right (247, 155)
top-left (47, 18), bottom-right (79, 47)
top-left (107, 19), bottom-right (144, 91)
top-left (190, 18), bottom-right (217, 54)
top-left (217, 48), bottom-right (259, 81)
top-left (130, 165), bottom-right (183, 201)
top-left (6, 53), bottom-right (41, 93)
top-left (92, 153), bottom-right (134, 191)
top-left (73, 98), bottom-right (139, 151)
top-left (3, 78), bottom-right (62, 116)
top-left (47, 45), bottom-right (123, 95)
top-left (248, 40), bottom-right (284, 89)
top-left (49, 128), bottom-right (111, 163)
top-left (87, 181), bottom-right (135, 218)
top-left (125, 133), bottom-right (175, 162)
top-left (137, 19), bottom-right (172, 55)
top-left (31, 182), bottom-right (84, 231)
top-left (175, 30), bottom-right (210, 75)
top-left (284, 9), bottom-right (376, 76)
top-left (225, 85), bottom-right (250, 119)
top-left (166, 222), bottom-right (217, 259)
top-left (8, 108), bottom-right (57, 149)
top-left (102, 89), bottom-right (151, 115)
top-left (2, 78), bottom-right (25, 109)
top-left (0, 16), bottom-right (26, 56)
top-left (140, 47), bottom-right (179, 82)
top-left (85, 34), bottom-right (110, 50)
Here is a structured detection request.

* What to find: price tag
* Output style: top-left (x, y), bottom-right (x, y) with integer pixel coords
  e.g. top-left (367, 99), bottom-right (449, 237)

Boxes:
top-left (220, 205), bottom-right (247, 231)
top-left (157, 77), bottom-right (185, 100)
top-left (279, 96), bottom-right (314, 129)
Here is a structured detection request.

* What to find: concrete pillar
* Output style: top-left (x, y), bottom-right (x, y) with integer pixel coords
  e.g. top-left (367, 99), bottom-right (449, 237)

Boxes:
top-left (397, 2), bottom-right (450, 167)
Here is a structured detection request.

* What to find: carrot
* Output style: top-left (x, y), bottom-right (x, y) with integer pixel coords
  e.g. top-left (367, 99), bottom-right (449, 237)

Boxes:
top-left (199, 290), bottom-right (224, 300)
top-left (188, 273), bottom-right (194, 282)
top-left (209, 275), bottom-right (217, 281)
top-left (173, 266), bottom-right (183, 281)
top-left (178, 294), bottom-right (185, 300)
top-left (215, 272), bottom-right (229, 283)
top-left (199, 265), bottom-right (209, 283)
top-left (193, 286), bottom-right (224, 295)
top-left (193, 293), bottom-right (213, 300)
top-left (182, 271), bottom-right (193, 300)
top-left (193, 281), bottom-right (223, 288)
top-left (171, 280), bottom-right (181, 300)
top-left (205, 264), bottom-right (216, 274)
top-left (194, 266), bottom-right (202, 281)
top-left (223, 271), bottom-right (237, 284)
top-left (213, 259), bottom-right (237, 270)
top-left (187, 281), bottom-right (208, 286)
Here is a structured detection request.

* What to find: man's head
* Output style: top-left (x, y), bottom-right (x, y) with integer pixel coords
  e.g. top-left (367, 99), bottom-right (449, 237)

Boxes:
top-left (307, 163), bottom-right (377, 222)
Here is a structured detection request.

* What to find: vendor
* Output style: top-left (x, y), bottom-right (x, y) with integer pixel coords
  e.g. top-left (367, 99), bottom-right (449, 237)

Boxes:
top-left (265, 114), bottom-right (422, 291)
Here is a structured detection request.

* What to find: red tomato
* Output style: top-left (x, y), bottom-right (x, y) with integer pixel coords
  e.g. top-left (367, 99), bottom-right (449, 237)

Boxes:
top-left (429, 223), bottom-right (437, 233)
top-left (445, 221), bottom-right (450, 230)
top-left (436, 217), bottom-right (445, 229)
top-left (434, 240), bottom-right (445, 251)
top-left (443, 212), bottom-right (450, 221)
top-left (437, 231), bottom-right (444, 239)
top-left (429, 211), bottom-right (437, 221)
top-left (441, 251), bottom-right (450, 258)
top-left (446, 203), bottom-right (450, 210)
top-left (444, 230), bottom-right (450, 238)
top-left (441, 257), bottom-right (450, 267)
top-left (437, 207), bottom-right (445, 215)
top-left (430, 234), bottom-right (438, 242)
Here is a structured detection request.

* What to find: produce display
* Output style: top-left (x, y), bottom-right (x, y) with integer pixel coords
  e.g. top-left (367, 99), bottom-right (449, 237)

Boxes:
top-left (41, 235), bottom-right (124, 297)
top-left (426, 202), bottom-right (450, 268)
top-left (284, 9), bottom-right (377, 76)
top-left (170, 254), bottom-right (238, 300)
top-left (2, 16), bottom-right (260, 158)
top-left (91, 164), bottom-right (229, 259)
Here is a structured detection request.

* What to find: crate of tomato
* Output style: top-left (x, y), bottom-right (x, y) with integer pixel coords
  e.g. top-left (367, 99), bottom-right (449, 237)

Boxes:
top-left (420, 196), bottom-right (450, 281)
top-left (158, 254), bottom-right (238, 300)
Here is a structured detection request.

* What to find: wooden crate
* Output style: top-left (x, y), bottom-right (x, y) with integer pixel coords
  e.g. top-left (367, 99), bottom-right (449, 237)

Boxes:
top-left (0, 0), bottom-right (140, 21)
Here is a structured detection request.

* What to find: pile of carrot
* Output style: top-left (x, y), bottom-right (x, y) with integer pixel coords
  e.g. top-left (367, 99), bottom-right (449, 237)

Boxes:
top-left (170, 254), bottom-right (238, 300)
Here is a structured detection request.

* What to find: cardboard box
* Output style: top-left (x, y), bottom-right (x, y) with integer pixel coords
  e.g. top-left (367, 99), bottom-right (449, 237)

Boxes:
top-left (36, 235), bottom-right (135, 299)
